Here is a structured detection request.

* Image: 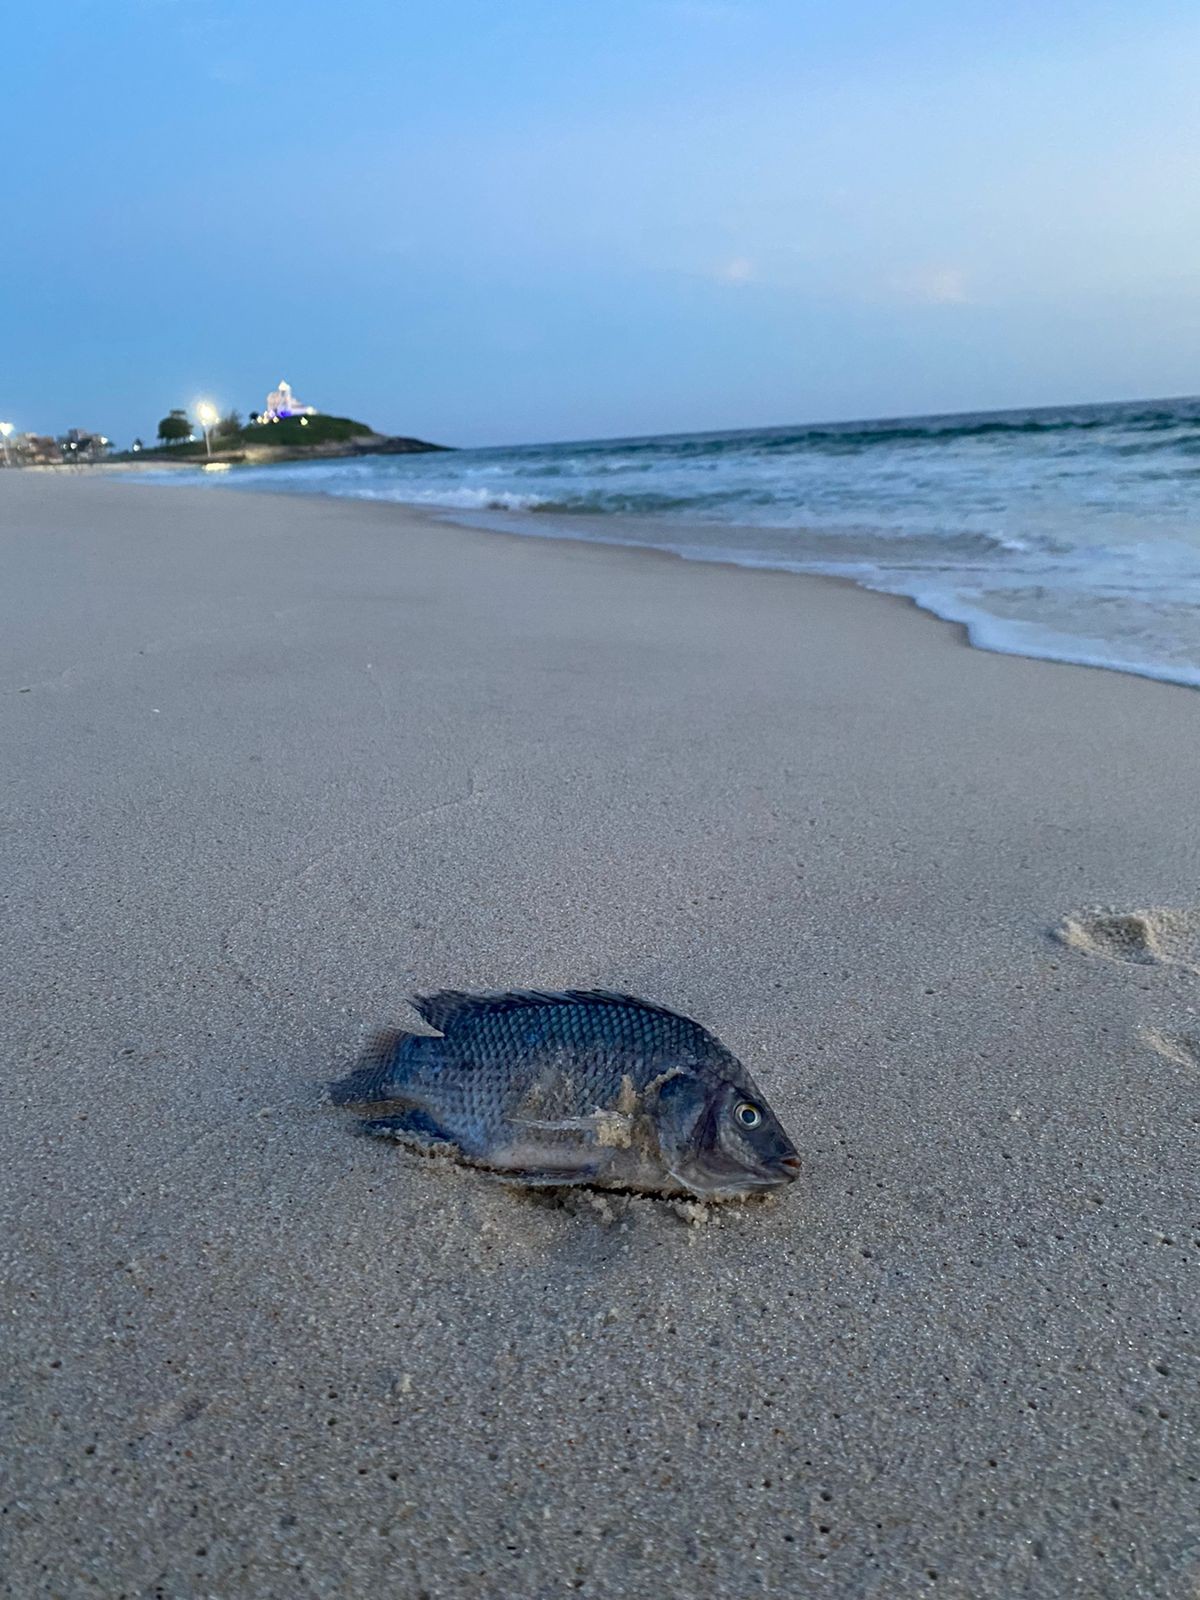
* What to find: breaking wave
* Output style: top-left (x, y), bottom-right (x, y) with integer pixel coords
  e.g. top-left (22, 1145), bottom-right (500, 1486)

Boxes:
top-left (133, 394), bottom-right (1200, 690)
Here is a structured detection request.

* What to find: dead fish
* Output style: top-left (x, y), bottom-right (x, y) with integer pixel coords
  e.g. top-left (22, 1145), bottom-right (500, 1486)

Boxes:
top-left (327, 989), bottom-right (800, 1200)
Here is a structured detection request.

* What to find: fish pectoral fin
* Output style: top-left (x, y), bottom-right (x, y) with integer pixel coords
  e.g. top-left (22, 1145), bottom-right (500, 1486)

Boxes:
top-left (511, 1115), bottom-right (602, 1134)
top-left (512, 1110), bottom-right (636, 1148)
top-left (358, 1108), bottom-right (459, 1152)
top-left (485, 1164), bottom-right (603, 1189)
top-left (487, 1134), bottom-right (609, 1186)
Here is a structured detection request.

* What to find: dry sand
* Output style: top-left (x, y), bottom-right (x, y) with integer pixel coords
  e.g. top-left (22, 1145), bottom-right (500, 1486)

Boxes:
top-left (2, 471), bottom-right (1197, 1599)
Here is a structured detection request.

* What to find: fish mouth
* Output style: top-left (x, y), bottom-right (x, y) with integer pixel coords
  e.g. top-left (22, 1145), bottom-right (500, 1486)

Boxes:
top-left (671, 1154), bottom-right (799, 1198)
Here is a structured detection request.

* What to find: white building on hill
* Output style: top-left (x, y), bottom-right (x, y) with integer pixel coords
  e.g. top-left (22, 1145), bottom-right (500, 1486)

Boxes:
top-left (263, 380), bottom-right (316, 421)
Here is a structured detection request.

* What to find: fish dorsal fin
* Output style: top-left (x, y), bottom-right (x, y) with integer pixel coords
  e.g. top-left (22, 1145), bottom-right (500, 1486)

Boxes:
top-left (410, 988), bottom-right (700, 1035)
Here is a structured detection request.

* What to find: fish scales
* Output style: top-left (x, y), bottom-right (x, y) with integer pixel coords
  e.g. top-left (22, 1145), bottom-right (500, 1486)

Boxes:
top-left (328, 989), bottom-right (800, 1200)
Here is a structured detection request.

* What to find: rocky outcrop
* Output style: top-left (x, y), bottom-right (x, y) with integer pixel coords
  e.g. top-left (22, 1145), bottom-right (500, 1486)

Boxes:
top-left (234, 434), bottom-right (449, 465)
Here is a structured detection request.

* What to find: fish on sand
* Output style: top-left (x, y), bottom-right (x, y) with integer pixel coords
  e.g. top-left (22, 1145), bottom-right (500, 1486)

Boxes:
top-left (328, 989), bottom-right (800, 1200)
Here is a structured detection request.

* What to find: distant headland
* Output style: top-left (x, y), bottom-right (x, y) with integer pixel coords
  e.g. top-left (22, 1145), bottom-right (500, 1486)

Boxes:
top-left (118, 412), bottom-right (448, 467)
top-left (0, 377), bottom-right (448, 468)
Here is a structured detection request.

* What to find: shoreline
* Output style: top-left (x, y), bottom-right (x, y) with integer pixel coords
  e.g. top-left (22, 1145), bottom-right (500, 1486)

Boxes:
top-left (113, 466), bottom-right (1010, 690)
top-left (115, 461), bottom-right (1200, 694)
top-left (4, 471), bottom-right (1197, 1598)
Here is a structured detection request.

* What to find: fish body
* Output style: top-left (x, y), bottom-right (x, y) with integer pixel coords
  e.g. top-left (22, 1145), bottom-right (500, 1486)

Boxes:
top-left (328, 989), bottom-right (800, 1199)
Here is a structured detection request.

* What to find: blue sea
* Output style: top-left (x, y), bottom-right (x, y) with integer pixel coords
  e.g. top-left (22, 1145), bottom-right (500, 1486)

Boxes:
top-left (146, 396), bottom-right (1200, 689)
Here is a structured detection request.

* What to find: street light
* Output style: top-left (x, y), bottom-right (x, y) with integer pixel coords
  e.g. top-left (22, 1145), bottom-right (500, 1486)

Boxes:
top-left (0, 421), bottom-right (13, 469)
top-left (196, 402), bottom-right (219, 459)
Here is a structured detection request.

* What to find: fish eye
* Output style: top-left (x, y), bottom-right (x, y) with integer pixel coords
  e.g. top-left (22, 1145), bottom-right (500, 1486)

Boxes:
top-left (735, 1101), bottom-right (762, 1129)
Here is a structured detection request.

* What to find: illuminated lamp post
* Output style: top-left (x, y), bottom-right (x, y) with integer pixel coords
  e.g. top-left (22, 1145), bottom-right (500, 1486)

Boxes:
top-left (196, 401), bottom-right (219, 459)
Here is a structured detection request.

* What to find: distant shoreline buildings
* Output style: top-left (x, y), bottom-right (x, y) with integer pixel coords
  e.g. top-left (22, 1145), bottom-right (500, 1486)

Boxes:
top-left (0, 428), bottom-right (111, 466)
top-left (0, 376), bottom-right (324, 465)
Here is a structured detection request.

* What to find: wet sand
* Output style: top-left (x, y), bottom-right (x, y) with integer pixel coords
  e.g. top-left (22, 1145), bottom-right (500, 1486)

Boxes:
top-left (2, 471), bottom-right (1197, 1599)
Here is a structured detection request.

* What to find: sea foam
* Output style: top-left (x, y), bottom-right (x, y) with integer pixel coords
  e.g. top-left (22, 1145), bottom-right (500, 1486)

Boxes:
top-left (134, 396), bottom-right (1200, 689)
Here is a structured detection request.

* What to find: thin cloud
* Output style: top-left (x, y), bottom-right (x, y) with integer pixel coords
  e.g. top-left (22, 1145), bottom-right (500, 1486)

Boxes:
top-left (893, 265), bottom-right (971, 305)
top-left (715, 256), bottom-right (755, 284)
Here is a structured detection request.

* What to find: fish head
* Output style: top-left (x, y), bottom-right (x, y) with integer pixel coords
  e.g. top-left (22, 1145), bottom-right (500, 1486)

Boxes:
top-left (654, 1072), bottom-right (800, 1198)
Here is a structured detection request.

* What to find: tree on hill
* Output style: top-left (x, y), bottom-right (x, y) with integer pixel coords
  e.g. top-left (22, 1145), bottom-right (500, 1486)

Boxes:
top-left (214, 409), bottom-right (242, 440)
top-left (156, 409), bottom-right (191, 446)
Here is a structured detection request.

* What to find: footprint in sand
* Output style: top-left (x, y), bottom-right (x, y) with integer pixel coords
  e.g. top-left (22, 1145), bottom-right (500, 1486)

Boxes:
top-left (1140, 1026), bottom-right (1200, 1071)
top-left (1056, 907), bottom-right (1200, 976)
top-left (1057, 907), bottom-right (1200, 1070)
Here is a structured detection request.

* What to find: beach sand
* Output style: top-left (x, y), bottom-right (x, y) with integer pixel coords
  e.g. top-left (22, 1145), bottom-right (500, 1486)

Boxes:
top-left (2, 471), bottom-right (1197, 1599)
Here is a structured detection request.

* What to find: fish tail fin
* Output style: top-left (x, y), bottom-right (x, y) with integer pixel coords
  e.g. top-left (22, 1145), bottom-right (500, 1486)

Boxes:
top-left (326, 1028), bottom-right (421, 1106)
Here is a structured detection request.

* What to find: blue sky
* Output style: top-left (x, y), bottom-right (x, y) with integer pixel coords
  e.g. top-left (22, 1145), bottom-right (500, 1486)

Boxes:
top-left (3, 1), bottom-right (1199, 445)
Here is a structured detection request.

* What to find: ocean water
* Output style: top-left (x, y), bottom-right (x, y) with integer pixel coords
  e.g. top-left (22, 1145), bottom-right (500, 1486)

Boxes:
top-left (145, 397), bottom-right (1200, 689)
